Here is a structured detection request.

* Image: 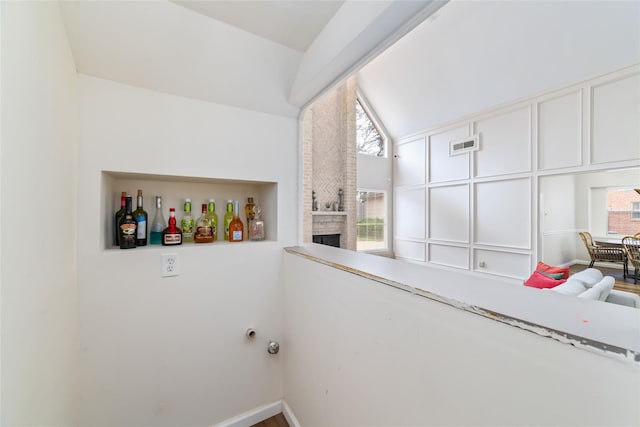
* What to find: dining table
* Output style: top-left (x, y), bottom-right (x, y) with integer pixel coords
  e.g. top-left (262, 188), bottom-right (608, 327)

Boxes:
top-left (594, 237), bottom-right (624, 247)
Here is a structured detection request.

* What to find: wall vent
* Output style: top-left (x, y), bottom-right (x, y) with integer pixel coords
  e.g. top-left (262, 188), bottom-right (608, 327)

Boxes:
top-left (449, 135), bottom-right (479, 156)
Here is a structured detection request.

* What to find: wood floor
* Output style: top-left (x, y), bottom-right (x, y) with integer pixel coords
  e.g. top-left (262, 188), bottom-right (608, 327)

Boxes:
top-left (569, 264), bottom-right (640, 295)
top-left (250, 413), bottom-right (289, 427)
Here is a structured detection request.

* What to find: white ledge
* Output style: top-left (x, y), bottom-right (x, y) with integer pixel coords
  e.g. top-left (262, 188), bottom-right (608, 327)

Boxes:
top-left (285, 244), bottom-right (640, 363)
top-left (311, 211), bottom-right (347, 216)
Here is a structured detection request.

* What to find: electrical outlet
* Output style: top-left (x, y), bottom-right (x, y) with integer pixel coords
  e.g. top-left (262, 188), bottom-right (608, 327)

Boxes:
top-left (162, 253), bottom-right (179, 277)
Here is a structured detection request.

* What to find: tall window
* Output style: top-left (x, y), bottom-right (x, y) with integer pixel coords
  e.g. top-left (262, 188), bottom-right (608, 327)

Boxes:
top-left (356, 191), bottom-right (386, 251)
top-left (356, 99), bottom-right (385, 157)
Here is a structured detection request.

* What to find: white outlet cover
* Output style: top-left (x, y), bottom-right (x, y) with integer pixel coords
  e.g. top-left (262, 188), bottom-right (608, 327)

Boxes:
top-left (162, 253), bottom-right (179, 277)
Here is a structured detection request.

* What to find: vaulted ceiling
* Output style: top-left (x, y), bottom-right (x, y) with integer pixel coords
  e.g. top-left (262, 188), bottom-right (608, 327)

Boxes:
top-left (59, 0), bottom-right (446, 118)
top-left (171, 1), bottom-right (345, 52)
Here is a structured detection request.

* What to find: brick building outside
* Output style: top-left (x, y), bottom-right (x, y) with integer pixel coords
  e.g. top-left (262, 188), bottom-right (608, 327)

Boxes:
top-left (607, 188), bottom-right (640, 236)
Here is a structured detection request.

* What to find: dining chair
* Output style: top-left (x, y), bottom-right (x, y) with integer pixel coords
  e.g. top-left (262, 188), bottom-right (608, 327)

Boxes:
top-left (578, 231), bottom-right (628, 278)
top-left (622, 233), bottom-right (640, 284)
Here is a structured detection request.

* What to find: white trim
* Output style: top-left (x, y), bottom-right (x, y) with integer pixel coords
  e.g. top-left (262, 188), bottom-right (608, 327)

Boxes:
top-left (213, 400), bottom-right (301, 427)
top-left (282, 401), bottom-right (302, 427)
top-left (213, 401), bottom-right (282, 427)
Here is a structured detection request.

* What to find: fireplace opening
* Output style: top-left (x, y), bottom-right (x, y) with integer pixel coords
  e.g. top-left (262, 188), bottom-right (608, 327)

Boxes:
top-left (313, 234), bottom-right (340, 248)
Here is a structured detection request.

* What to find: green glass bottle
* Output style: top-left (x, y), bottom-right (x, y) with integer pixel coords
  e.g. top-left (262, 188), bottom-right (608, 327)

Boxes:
top-left (207, 199), bottom-right (219, 241)
top-left (223, 200), bottom-right (233, 241)
top-left (181, 198), bottom-right (195, 243)
top-left (133, 189), bottom-right (148, 246)
top-left (114, 191), bottom-right (126, 246)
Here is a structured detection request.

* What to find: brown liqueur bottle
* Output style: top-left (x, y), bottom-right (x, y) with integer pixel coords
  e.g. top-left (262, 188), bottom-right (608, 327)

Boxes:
top-left (118, 196), bottom-right (137, 249)
top-left (229, 200), bottom-right (244, 242)
top-left (194, 203), bottom-right (214, 243)
top-left (162, 208), bottom-right (183, 246)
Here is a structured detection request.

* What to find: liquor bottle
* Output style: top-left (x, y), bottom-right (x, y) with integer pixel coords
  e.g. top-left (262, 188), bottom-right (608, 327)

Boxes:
top-left (206, 199), bottom-right (219, 241)
top-left (118, 196), bottom-right (137, 249)
top-left (249, 205), bottom-right (265, 241)
top-left (245, 197), bottom-right (256, 239)
top-left (223, 200), bottom-right (233, 241)
top-left (194, 203), bottom-right (214, 243)
top-left (150, 196), bottom-right (166, 245)
top-left (133, 189), bottom-right (148, 246)
top-left (229, 200), bottom-right (244, 242)
top-left (162, 208), bottom-right (182, 246)
top-left (180, 198), bottom-right (195, 243)
top-left (114, 191), bottom-right (126, 246)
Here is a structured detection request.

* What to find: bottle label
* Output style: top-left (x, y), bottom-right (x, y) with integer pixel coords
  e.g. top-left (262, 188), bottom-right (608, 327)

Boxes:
top-left (120, 223), bottom-right (136, 236)
top-left (136, 218), bottom-right (146, 239)
top-left (195, 226), bottom-right (213, 238)
top-left (232, 230), bottom-right (243, 241)
top-left (163, 233), bottom-right (182, 245)
top-left (181, 219), bottom-right (194, 233)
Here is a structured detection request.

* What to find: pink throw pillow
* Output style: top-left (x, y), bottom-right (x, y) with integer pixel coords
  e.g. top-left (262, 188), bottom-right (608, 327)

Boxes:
top-left (535, 261), bottom-right (570, 280)
top-left (524, 270), bottom-right (567, 289)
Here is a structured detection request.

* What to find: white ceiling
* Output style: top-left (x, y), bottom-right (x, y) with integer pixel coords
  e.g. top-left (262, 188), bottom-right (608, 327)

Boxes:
top-left (59, 0), bottom-right (443, 117)
top-left (358, 0), bottom-right (640, 139)
top-left (171, 0), bottom-right (345, 52)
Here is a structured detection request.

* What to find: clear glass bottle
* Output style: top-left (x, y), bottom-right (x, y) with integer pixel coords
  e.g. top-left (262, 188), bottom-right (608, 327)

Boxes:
top-left (150, 196), bottom-right (166, 245)
top-left (223, 200), bottom-right (233, 241)
top-left (162, 208), bottom-right (182, 246)
top-left (118, 196), bottom-right (137, 249)
top-left (133, 189), bottom-right (148, 246)
top-left (249, 205), bottom-right (265, 241)
top-left (206, 199), bottom-right (218, 241)
top-left (245, 197), bottom-right (256, 239)
top-left (229, 200), bottom-right (244, 242)
top-left (114, 191), bottom-right (126, 246)
top-left (180, 198), bottom-right (195, 243)
top-left (194, 203), bottom-right (214, 243)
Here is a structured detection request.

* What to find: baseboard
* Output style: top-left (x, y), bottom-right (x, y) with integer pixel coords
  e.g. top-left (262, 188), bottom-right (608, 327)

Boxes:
top-left (213, 401), bottom-right (282, 427)
top-left (282, 400), bottom-right (302, 427)
top-left (213, 400), bottom-right (300, 427)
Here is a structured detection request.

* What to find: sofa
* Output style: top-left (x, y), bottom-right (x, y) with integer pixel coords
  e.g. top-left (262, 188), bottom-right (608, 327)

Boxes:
top-left (548, 268), bottom-right (640, 308)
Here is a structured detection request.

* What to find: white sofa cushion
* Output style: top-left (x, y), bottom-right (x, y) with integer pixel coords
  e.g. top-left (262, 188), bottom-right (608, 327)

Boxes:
top-left (578, 276), bottom-right (614, 301)
top-left (568, 268), bottom-right (603, 288)
top-left (552, 279), bottom-right (587, 296)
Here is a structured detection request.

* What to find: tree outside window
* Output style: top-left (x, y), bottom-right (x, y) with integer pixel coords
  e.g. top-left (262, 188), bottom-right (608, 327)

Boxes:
top-left (356, 99), bottom-right (385, 157)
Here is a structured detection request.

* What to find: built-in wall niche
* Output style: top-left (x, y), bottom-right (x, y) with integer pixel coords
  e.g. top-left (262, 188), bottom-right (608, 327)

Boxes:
top-left (102, 171), bottom-right (277, 250)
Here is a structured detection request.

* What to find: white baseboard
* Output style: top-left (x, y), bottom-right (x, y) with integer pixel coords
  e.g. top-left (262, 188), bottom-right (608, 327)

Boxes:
top-left (282, 400), bottom-right (302, 427)
top-left (213, 400), bottom-right (300, 427)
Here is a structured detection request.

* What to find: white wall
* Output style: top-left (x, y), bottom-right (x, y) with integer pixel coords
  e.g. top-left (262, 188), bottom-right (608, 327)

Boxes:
top-left (283, 251), bottom-right (640, 426)
top-left (539, 174), bottom-right (577, 265)
top-left (76, 75), bottom-right (298, 425)
top-left (393, 64), bottom-right (640, 281)
top-left (358, 0), bottom-right (640, 139)
top-left (1, 2), bottom-right (79, 424)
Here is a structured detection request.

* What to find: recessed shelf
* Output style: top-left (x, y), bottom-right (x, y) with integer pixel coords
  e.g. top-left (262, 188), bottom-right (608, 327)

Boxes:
top-left (102, 171), bottom-right (277, 250)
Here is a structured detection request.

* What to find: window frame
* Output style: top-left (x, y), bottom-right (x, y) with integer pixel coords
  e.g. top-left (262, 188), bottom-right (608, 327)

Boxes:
top-left (356, 189), bottom-right (388, 252)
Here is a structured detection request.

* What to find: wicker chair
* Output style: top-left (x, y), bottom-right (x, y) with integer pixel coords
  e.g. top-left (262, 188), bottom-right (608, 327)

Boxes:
top-left (622, 233), bottom-right (640, 284)
top-left (578, 231), bottom-right (628, 279)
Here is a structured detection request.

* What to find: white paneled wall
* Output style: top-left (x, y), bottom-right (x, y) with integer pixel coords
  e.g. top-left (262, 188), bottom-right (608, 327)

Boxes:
top-left (537, 90), bottom-right (582, 170)
top-left (591, 72), bottom-right (640, 165)
top-left (394, 64), bottom-right (640, 281)
top-left (428, 126), bottom-right (469, 183)
top-left (474, 106), bottom-right (531, 178)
